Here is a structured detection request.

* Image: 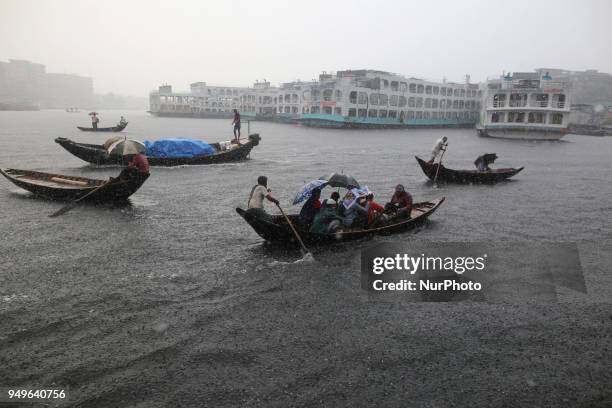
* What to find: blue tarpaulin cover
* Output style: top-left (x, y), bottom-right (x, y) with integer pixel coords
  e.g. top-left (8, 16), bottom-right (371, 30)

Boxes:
top-left (144, 138), bottom-right (215, 158)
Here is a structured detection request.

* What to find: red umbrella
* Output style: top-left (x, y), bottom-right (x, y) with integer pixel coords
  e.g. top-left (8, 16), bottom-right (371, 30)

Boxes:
top-left (88, 112), bottom-right (98, 116)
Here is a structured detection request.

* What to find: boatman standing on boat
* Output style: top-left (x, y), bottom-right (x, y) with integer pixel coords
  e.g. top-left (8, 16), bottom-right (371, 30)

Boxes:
top-left (428, 136), bottom-right (448, 164)
top-left (92, 114), bottom-right (99, 130)
top-left (247, 176), bottom-right (279, 220)
top-left (232, 109), bottom-right (241, 141)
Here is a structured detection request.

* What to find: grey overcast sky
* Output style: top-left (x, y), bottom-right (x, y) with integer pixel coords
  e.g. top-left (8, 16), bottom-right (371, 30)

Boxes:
top-left (1, 0), bottom-right (611, 96)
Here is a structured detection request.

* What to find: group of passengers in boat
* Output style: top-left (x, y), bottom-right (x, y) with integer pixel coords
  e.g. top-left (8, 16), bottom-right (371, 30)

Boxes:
top-left (244, 176), bottom-right (413, 234)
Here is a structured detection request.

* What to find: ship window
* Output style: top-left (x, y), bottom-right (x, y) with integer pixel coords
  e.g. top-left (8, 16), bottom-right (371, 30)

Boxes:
top-left (416, 111), bottom-right (423, 119)
top-left (285, 106), bottom-right (291, 113)
top-left (379, 110), bottom-right (388, 118)
top-left (459, 100), bottom-right (464, 109)
top-left (310, 106), bottom-right (320, 114)
top-left (408, 97), bottom-right (415, 107)
top-left (416, 97), bottom-right (423, 108)
top-left (348, 108), bottom-right (357, 117)
top-left (388, 110), bottom-right (397, 118)
top-left (551, 113), bottom-right (563, 124)
top-left (492, 94), bottom-right (506, 107)
top-left (440, 87), bottom-right (446, 96)
top-left (293, 94), bottom-right (299, 103)
top-left (358, 108), bottom-right (367, 117)
top-left (358, 92), bottom-right (368, 104)
top-left (433, 86), bottom-right (439, 95)
top-left (399, 96), bottom-right (407, 107)
top-left (382, 79), bottom-right (389, 88)
top-left (460, 89), bottom-right (465, 97)
top-left (424, 112), bottom-right (430, 119)
top-left (391, 81), bottom-right (399, 91)
top-left (379, 93), bottom-right (388, 105)
top-left (279, 95), bottom-right (284, 103)
top-left (370, 94), bottom-right (379, 105)
top-left (323, 106), bottom-right (333, 114)
top-left (400, 82), bottom-right (407, 92)
top-left (515, 112), bottom-right (525, 122)
top-left (335, 90), bottom-right (342, 99)
top-left (334, 107), bottom-right (342, 115)
top-left (292, 106), bottom-right (298, 113)
top-left (532, 94), bottom-right (548, 107)
top-left (440, 99), bottom-right (446, 108)
top-left (323, 90), bottom-right (333, 101)
top-left (527, 112), bottom-right (544, 123)
top-left (368, 109), bottom-right (378, 117)
top-left (432, 99), bottom-right (439, 108)
top-left (425, 86), bottom-right (432, 94)
top-left (409, 83), bottom-right (417, 93)
top-left (417, 84), bottom-right (424, 94)
top-left (407, 111), bottom-right (415, 120)
top-left (491, 112), bottom-right (504, 122)
top-left (425, 98), bottom-right (432, 108)
top-left (555, 94), bottom-right (566, 108)
top-left (349, 91), bottom-right (357, 104)
top-left (390, 95), bottom-right (398, 106)
top-left (453, 100), bottom-right (459, 109)
top-left (507, 112), bottom-right (516, 122)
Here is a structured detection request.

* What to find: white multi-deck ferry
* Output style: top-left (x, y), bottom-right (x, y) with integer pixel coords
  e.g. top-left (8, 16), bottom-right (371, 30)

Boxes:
top-left (476, 71), bottom-right (570, 140)
top-left (148, 69), bottom-right (482, 129)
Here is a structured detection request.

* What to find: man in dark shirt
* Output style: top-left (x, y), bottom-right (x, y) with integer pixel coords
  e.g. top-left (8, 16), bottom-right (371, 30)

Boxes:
top-left (232, 109), bottom-right (241, 141)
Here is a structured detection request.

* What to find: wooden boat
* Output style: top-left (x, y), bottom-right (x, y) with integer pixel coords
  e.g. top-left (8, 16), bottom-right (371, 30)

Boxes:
top-left (415, 156), bottom-right (523, 184)
top-left (236, 198), bottom-right (444, 246)
top-left (55, 134), bottom-right (261, 166)
top-left (77, 122), bottom-right (128, 132)
top-left (0, 168), bottom-right (148, 202)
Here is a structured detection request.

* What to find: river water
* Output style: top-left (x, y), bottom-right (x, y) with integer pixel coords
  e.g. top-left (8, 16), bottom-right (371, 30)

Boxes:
top-left (1, 110), bottom-right (611, 407)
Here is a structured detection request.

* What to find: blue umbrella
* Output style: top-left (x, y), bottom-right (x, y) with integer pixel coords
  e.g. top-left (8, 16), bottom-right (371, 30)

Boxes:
top-left (293, 179), bottom-right (329, 205)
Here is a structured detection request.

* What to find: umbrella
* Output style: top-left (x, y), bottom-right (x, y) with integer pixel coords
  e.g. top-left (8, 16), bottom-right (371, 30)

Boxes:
top-left (293, 179), bottom-right (329, 205)
top-left (88, 112), bottom-right (98, 116)
top-left (107, 139), bottom-right (146, 156)
top-left (474, 153), bottom-right (498, 167)
top-left (342, 186), bottom-right (370, 209)
top-left (319, 172), bottom-right (360, 189)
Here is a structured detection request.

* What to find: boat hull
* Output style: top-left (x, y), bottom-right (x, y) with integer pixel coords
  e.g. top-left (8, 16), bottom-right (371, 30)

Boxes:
top-left (77, 122), bottom-right (128, 132)
top-left (1, 168), bottom-right (148, 202)
top-left (55, 134), bottom-right (261, 166)
top-left (236, 198), bottom-right (444, 246)
top-left (415, 156), bottom-right (523, 184)
top-left (477, 127), bottom-right (566, 140)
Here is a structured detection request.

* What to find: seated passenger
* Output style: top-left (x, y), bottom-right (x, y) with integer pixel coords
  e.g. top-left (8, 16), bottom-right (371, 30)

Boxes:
top-left (385, 184), bottom-right (413, 219)
top-left (477, 161), bottom-right (490, 172)
top-left (365, 193), bottom-right (386, 227)
top-left (342, 196), bottom-right (368, 228)
top-left (310, 199), bottom-right (342, 234)
top-left (299, 188), bottom-right (321, 226)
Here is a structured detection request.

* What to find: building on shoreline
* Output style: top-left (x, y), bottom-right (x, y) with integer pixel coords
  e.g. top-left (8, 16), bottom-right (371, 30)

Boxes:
top-left (148, 70), bottom-right (482, 128)
top-left (0, 59), bottom-right (94, 109)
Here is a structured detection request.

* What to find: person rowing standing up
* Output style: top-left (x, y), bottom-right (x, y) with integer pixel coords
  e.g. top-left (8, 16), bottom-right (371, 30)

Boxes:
top-left (232, 109), bottom-right (241, 141)
top-left (428, 136), bottom-right (448, 164)
top-left (92, 114), bottom-right (100, 130)
top-left (247, 175), bottom-right (279, 220)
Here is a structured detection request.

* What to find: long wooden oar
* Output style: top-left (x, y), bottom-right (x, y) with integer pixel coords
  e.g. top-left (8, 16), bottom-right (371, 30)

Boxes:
top-left (432, 143), bottom-right (447, 187)
top-left (49, 180), bottom-right (113, 217)
top-left (275, 203), bottom-right (311, 257)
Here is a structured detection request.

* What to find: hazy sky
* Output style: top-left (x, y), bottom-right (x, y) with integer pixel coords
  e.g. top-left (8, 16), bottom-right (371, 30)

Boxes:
top-left (1, 0), bottom-right (611, 96)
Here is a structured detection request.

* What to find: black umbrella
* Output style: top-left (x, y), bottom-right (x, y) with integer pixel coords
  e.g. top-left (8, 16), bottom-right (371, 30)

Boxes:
top-left (474, 153), bottom-right (498, 167)
top-left (319, 172), bottom-right (360, 189)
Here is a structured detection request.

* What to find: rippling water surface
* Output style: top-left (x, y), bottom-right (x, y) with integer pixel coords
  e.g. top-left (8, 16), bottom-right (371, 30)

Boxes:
top-left (1, 110), bottom-right (611, 407)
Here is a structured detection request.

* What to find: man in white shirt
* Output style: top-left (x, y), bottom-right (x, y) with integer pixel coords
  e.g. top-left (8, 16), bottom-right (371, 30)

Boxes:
top-left (428, 136), bottom-right (448, 164)
top-left (247, 176), bottom-right (279, 219)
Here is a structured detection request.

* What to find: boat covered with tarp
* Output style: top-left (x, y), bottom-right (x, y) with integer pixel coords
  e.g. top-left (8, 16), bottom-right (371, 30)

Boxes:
top-left (54, 134), bottom-right (261, 166)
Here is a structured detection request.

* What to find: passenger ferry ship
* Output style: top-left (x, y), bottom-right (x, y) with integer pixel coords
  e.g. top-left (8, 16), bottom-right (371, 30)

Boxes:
top-left (476, 71), bottom-right (570, 140)
top-left (148, 69), bottom-right (482, 129)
